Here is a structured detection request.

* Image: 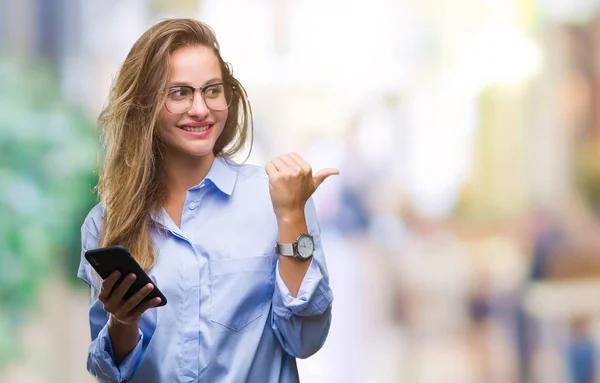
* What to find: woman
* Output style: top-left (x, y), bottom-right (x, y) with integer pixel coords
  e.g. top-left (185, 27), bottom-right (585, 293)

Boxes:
top-left (77, 18), bottom-right (337, 383)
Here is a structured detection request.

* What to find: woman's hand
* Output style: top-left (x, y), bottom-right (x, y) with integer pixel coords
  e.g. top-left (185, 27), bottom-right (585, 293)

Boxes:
top-left (98, 271), bottom-right (161, 326)
top-left (265, 152), bottom-right (339, 221)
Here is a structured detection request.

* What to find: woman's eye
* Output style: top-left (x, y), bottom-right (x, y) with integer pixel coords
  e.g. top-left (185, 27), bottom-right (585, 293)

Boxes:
top-left (170, 88), bottom-right (189, 98)
top-left (205, 85), bottom-right (223, 97)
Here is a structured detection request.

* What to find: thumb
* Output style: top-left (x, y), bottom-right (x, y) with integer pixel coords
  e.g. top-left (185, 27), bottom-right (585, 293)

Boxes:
top-left (313, 168), bottom-right (340, 189)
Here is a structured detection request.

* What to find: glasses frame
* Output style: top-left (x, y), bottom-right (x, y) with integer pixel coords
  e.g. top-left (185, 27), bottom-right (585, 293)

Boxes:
top-left (165, 82), bottom-right (235, 114)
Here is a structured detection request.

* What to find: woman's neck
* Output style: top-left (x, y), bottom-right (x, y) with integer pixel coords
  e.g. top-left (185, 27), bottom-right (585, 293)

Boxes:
top-left (163, 150), bottom-right (216, 196)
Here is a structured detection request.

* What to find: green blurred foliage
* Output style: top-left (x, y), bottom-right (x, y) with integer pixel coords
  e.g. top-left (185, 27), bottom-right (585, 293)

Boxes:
top-left (0, 58), bottom-right (98, 368)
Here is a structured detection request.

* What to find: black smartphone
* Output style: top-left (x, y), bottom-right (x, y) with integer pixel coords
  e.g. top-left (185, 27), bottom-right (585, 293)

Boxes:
top-left (84, 245), bottom-right (167, 307)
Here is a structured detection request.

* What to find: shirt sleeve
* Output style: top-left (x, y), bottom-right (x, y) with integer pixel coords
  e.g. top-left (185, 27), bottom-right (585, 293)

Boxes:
top-left (270, 197), bottom-right (334, 359)
top-left (77, 206), bottom-right (145, 382)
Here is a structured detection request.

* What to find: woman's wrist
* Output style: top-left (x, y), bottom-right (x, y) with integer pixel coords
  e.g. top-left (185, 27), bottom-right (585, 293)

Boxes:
top-left (108, 313), bottom-right (139, 331)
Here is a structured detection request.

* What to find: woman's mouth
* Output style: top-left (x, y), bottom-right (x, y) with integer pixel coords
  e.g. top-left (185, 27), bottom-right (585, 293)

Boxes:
top-left (181, 124), bottom-right (212, 133)
top-left (178, 123), bottom-right (214, 139)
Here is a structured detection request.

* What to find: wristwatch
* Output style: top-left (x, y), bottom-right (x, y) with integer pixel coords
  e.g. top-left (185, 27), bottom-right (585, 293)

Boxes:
top-left (275, 233), bottom-right (315, 260)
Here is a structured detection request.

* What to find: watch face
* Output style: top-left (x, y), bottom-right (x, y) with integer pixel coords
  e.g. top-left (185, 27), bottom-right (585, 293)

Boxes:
top-left (297, 234), bottom-right (314, 259)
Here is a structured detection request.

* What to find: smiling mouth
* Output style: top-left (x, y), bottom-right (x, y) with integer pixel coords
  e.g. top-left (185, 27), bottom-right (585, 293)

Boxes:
top-left (180, 125), bottom-right (212, 133)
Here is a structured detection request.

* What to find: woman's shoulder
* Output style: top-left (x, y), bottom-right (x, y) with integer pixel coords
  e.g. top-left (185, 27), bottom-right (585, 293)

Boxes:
top-left (81, 202), bottom-right (104, 236)
top-left (220, 157), bottom-right (268, 186)
top-left (218, 158), bottom-right (272, 208)
top-left (236, 162), bottom-right (268, 181)
top-left (234, 163), bottom-right (270, 198)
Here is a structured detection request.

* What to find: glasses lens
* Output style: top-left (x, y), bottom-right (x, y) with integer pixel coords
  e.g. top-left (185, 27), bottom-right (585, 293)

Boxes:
top-left (165, 84), bottom-right (234, 113)
top-left (204, 84), bottom-right (233, 111)
top-left (166, 87), bottom-right (193, 114)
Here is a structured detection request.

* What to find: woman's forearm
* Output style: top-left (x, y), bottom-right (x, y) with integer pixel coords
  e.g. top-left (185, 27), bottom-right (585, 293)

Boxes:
top-left (277, 212), bottom-right (312, 297)
top-left (107, 315), bottom-right (139, 365)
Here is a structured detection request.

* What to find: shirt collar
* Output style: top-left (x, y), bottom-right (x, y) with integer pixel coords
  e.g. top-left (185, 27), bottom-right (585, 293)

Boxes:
top-left (194, 156), bottom-right (238, 196)
top-left (150, 156), bottom-right (238, 227)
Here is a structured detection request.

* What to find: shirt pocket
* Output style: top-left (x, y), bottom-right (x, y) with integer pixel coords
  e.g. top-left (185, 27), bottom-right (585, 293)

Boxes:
top-left (210, 254), bottom-right (276, 331)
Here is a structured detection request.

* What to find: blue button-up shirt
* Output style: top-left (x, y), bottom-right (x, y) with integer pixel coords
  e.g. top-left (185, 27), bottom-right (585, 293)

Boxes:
top-left (77, 157), bottom-right (333, 383)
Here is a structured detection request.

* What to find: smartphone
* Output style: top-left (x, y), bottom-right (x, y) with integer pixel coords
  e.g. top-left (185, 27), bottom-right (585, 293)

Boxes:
top-left (84, 245), bottom-right (167, 307)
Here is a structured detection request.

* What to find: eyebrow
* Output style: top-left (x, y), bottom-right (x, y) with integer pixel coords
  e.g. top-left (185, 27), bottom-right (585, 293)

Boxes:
top-left (168, 78), bottom-right (223, 87)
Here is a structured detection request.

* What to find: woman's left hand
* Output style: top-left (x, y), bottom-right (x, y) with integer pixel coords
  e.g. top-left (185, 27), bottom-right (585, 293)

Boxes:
top-left (265, 152), bottom-right (339, 221)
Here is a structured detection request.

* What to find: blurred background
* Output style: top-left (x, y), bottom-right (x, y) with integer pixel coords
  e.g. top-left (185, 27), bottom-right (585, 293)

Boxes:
top-left (3, 0), bottom-right (600, 382)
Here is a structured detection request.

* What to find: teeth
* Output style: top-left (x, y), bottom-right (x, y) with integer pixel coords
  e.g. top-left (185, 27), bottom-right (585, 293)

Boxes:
top-left (182, 125), bottom-right (211, 132)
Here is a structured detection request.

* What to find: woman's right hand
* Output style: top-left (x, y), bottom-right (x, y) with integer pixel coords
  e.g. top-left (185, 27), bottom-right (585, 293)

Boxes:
top-left (98, 271), bottom-right (162, 326)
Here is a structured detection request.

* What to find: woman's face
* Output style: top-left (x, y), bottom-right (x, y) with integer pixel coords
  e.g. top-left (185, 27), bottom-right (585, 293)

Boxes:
top-left (160, 45), bottom-right (228, 160)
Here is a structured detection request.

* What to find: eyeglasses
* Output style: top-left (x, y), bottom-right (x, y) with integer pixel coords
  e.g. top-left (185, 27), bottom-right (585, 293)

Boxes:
top-left (165, 82), bottom-right (234, 114)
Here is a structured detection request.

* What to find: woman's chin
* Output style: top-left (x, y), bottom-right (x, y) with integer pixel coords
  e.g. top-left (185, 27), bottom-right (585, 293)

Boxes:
top-left (186, 147), bottom-right (215, 158)
top-left (165, 142), bottom-right (215, 160)
top-left (190, 143), bottom-right (218, 158)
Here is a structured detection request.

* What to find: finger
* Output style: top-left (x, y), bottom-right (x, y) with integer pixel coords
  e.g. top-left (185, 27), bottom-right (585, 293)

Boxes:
top-left (279, 154), bottom-right (302, 174)
top-left (270, 157), bottom-right (287, 172)
top-left (278, 154), bottom-right (301, 173)
top-left (288, 152), bottom-right (312, 175)
top-left (265, 162), bottom-right (278, 177)
top-left (99, 271), bottom-right (121, 302)
top-left (120, 283), bottom-right (154, 314)
top-left (129, 297), bottom-right (162, 318)
top-left (313, 168), bottom-right (340, 189)
top-left (109, 273), bottom-right (136, 303)
top-left (288, 152), bottom-right (308, 166)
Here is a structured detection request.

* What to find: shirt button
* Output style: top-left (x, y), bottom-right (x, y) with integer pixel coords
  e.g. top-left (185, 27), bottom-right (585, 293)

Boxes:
top-left (188, 202), bottom-right (197, 210)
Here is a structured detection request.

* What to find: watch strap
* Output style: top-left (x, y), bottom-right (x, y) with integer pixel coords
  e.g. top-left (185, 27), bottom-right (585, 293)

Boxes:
top-left (276, 243), bottom-right (295, 257)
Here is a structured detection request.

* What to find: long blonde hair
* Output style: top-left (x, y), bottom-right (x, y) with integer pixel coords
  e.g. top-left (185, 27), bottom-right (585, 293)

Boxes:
top-left (96, 19), bottom-right (252, 270)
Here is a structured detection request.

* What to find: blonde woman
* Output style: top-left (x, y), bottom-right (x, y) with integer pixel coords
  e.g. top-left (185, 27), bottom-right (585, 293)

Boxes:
top-left (77, 18), bottom-right (337, 383)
